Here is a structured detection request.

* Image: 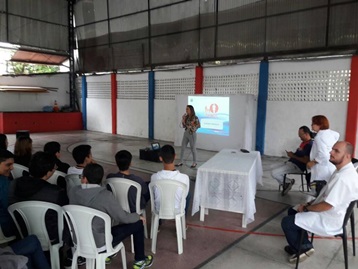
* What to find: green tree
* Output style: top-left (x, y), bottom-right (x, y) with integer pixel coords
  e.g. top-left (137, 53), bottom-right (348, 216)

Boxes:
top-left (9, 62), bottom-right (60, 74)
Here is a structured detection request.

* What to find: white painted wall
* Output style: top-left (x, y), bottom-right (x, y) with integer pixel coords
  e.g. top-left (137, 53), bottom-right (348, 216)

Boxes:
top-left (154, 99), bottom-right (176, 142)
top-left (0, 73), bottom-right (69, 111)
top-left (86, 75), bottom-right (112, 133)
top-left (82, 57), bottom-right (354, 157)
top-left (265, 101), bottom-right (347, 156)
top-left (117, 99), bottom-right (148, 137)
top-left (265, 57), bottom-right (351, 156)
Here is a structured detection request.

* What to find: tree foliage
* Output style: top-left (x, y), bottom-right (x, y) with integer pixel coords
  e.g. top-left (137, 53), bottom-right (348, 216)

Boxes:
top-left (9, 62), bottom-right (60, 74)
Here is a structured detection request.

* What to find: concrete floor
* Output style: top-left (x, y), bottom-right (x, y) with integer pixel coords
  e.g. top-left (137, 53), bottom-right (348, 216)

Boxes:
top-left (6, 130), bottom-right (358, 269)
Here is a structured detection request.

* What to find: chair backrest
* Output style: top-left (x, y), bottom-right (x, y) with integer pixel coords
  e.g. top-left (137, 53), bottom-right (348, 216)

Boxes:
top-left (62, 205), bottom-right (115, 258)
top-left (0, 225), bottom-right (16, 244)
top-left (342, 200), bottom-right (357, 228)
top-left (65, 174), bottom-right (82, 194)
top-left (11, 163), bottom-right (29, 179)
top-left (149, 180), bottom-right (188, 219)
top-left (47, 170), bottom-right (67, 185)
top-left (106, 177), bottom-right (141, 214)
top-left (7, 201), bottom-right (64, 251)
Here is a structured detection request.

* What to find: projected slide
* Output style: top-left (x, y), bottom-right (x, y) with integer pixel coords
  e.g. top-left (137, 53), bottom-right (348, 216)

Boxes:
top-left (188, 96), bottom-right (229, 136)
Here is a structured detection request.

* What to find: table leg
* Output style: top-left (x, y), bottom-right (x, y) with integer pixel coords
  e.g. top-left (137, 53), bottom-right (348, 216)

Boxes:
top-left (200, 207), bottom-right (205, 221)
top-left (242, 213), bottom-right (247, 228)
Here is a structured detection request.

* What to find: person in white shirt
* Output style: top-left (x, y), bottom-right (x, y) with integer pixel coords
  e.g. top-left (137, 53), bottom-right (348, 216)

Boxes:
top-left (306, 115), bottom-right (340, 196)
top-left (281, 141), bottom-right (358, 264)
top-left (151, 145), bottom-right (191, 215)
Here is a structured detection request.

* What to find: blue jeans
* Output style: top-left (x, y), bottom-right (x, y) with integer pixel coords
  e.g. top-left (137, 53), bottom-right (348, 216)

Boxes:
top-left (111, 220), bottom-right (145, 262)
top-left (11, 235), bottom-right (51, 269)
top-left (281, 207), bottom-right (313, 252)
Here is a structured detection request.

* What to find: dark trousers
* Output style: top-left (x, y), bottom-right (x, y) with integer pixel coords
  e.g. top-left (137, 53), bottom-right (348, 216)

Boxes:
top-left (11, 235), bottom-right (51, 269)
top-left (111, 220), bottom-right (145, 262)
top-left (281, 207), bottom-right (313, 252)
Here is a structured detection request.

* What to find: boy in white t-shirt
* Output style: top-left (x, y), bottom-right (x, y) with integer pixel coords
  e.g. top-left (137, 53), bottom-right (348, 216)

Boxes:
top-left (151, 145), bottom-right (191, 215)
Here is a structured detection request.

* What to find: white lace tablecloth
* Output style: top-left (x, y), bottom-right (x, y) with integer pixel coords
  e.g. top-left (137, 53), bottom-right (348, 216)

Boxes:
top-left (191, 149), bottom-right (263, 227)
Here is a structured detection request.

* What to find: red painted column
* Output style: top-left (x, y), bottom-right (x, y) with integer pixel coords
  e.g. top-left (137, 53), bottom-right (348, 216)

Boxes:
top-left (111, 73), bottom-right (117, 134)
top-left (195, 65), bottom-right (203, 94)
top-left (345, 56), bottom-right (358, 156)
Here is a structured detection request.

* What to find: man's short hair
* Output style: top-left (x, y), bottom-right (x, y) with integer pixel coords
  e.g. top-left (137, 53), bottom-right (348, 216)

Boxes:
top-left (83, 163), bottom-right (104, 185)
top-left (29, 151), bottom-right (56, 178)
top-left (115, 150), bottom-right (132, 171)
top-left (299, 126), bottom-right (312, 137)
top-left (44, 141), bottom-right (61, 156)
top-left (0, 149), bottom-right (14, 163)
top-left (72, 144), bottom-right (91, 164)
top-left (345, 142), bottom-right (354, 156)
top-left (159, 145), bottom-right (175, 164)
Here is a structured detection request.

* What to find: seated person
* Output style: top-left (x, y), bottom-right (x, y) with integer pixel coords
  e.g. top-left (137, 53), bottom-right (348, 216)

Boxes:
top-left (44, 141), bottom-right (70, 174)
top-left (14, 136), bottom-right (33, 168)
top-left (151, 145), bottom-right (190, 215)
top-left (9, 151), bottom-right (69, 242)
top-left (0, 149), bottom-right (17, 237)
top-left (68, 163), bottom-right (153, 268)
top-left (271, 126), bottom-right (313, 195)
top-left (67, 144), bottom-right (94, 175)
top-left (107, 150), bottom-right (150, 212)
top-left (0, 235), bottom-right (50, 269)
top-left (281, 141), bottom-right (358, 264)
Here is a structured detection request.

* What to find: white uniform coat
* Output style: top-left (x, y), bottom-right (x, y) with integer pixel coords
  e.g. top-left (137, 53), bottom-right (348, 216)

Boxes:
top-left (309, 129), bottom-right (339, 182)
top-left (295, 162), bottom-right (358, 236)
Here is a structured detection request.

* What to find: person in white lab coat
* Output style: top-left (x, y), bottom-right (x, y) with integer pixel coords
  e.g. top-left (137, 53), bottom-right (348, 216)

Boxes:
top-left (306, 115), bottom-right (339, 196)
top-left (281, 141), bottom-right (358, 264)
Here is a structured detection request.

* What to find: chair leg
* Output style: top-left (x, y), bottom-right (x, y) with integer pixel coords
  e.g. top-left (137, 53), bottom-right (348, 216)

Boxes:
top-left (342, 229), bottom-right (348, 269)
top-left (142, 210), bottom-right (148, 239)
top-left (151, 216), bottom-right (159, 254)
top-left (175, 216), bottom-right (183, 254)
top-left (300, 174), bottom-right (304, 192)
top-left (181, 215), bottom-right (186, 240)
top-left (351, 211), bottom-right (355, 256)
top-left (280, 174), bottom-right (287, 192)
top-left (130, 235), bottom-right (134, 253)
top-left (120, 243), bottom-right (127, 269)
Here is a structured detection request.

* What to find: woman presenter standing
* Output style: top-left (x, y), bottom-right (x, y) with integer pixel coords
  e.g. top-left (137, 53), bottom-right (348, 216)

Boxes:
top-left (176, 105), bottom-right (201, 168)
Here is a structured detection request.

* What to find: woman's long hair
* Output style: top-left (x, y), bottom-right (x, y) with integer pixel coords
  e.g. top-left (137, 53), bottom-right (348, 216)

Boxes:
top-left (14, 136), bottom-right (33, 157)
top-left (0, 134), bottom-right (7, 150)
top-left (187, 105), bottom-right (196, 119)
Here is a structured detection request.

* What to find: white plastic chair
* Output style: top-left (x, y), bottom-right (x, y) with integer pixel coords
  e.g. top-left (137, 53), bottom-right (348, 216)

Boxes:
top-left (63, 205), bottom-right (127, 269)
top-left (65, 174), bottom-right (82, 194)
top-left (149, 180), bottom-right (188, 254)
top-left (11, 163), bottom-right (29, 179)
top-left (47, 170), bottom-right (67, 185)
top-left (8, 201), bottom-right (64, 269)
top-left (106, 178), bottom-right (148, 253)
top-left (0, 226), bottom-right (16, 244)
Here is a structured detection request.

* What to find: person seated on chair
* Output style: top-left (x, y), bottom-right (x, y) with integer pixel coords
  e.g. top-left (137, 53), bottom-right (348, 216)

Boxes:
top-left (67, 144), bottom-right (94, 175)
top-left (281, 141), bottom-right (358, 264)
top-left (9, 151), bottom-right (69, 242)
top-left (271, 126), bottom-right (313, 196)
top-left (0, 235), bottom-right (51, 269)
top-left (107, 150), bottom-right (150, 212)
top-left (44, 141), bottom-right (70, 174)
top-left (0, 149), bottom-right (17, 238)
top-left (68, 163), bottom-right (153, 268)
top-left (151, 144), bottom-right (191, 215)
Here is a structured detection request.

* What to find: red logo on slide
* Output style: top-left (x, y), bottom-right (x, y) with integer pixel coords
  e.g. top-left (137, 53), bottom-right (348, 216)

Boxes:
top-left (205, 103), bottom-right (219, 117)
